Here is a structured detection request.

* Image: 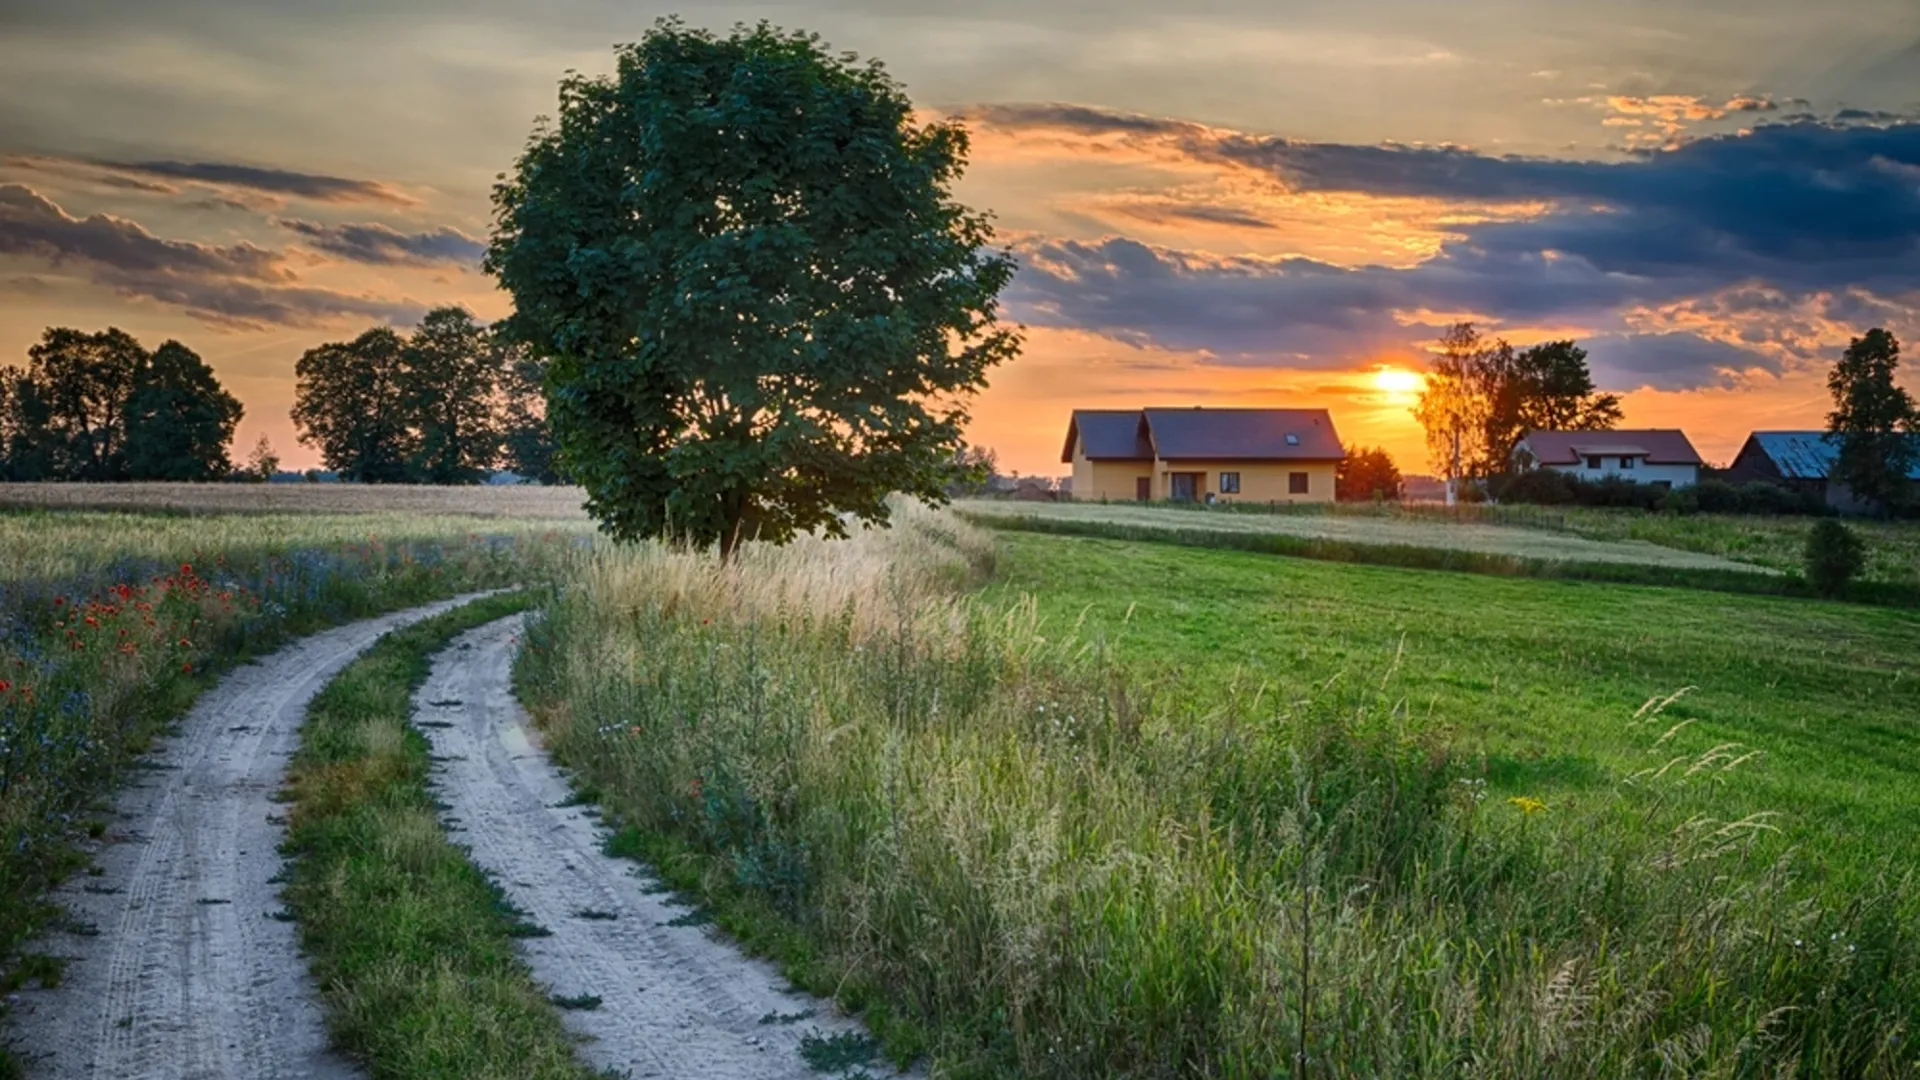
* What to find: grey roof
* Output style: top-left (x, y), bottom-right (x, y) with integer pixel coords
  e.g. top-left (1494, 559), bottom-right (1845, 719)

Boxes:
top-left (1520, 429), bottom-right (1703, 466)
top-left (1062, 410), bottom-right (1151, 462)
top-left (1745, 431), bottom-right (1920, 481)
top-left (1063, 407), bottom-right (1344, 462)
top-left (1143, 407), bottom-right (1343, 460)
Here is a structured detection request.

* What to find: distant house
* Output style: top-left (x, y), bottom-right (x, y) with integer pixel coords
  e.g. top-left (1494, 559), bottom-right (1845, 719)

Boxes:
top-left (1060, 407), bottom-right (1343, 503)
top-left (1512, 429), bottom-right (1703, 489)
top-left (1726, 431), bottom-right (1920, 513)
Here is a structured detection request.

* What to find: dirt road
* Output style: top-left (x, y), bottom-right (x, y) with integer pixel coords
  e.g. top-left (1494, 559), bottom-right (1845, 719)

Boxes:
top-left (418, 616), bottom-right (898, 1079)
top-left (9, 596), bottom-right (484, 1080)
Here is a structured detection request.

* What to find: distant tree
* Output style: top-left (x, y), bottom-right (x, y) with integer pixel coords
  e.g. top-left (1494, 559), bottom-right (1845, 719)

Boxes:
top-left (486, 20), bottom-right (1021, 556)
top-left (1413, 324), bottom-right (1498, 494)
top-left (242, 434), bottom-right (280, 482)
top-left (1416, 324), bottom-right (1619, 488)
top-left (945, 444), bottom-right (1000, 497)
top-left (291, 328), bottom-right (417, 483)
top-left (21, 328), bottom-right (148, 480)
top-left (1503, 341), bottom-right (1622, 441)
top-left (404, 306), bottom-right (500, 484)
top-left (124, 341), bottom-right (244, 481)
top-left (1826, 328), bottom-right (1916, 514)
top-left (1337, 446), bottom-right (1405, 501)
top-left (0, 367), bottom-right (56, 480)
top-left (493, 334), bottom-right (562, 484)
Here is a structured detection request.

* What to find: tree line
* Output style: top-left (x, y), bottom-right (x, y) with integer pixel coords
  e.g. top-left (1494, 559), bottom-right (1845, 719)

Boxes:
top-left (1, 329), bottom-right (244, 481)
top-left (291, 306), bottom-right (556, 484)
top-left (1, 307), bottom-right (559, 485)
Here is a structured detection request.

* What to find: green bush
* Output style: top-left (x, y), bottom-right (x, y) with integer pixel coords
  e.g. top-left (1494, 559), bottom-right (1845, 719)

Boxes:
top-left (1804, 519), bottom-right (1867, 597)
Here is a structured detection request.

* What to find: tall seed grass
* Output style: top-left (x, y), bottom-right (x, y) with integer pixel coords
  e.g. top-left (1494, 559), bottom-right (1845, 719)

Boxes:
top-left (517, 504), bottom-right (1919, 1078)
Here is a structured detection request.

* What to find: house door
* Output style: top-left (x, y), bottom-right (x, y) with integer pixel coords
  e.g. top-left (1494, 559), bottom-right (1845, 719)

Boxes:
top-left (1135, 476), bottom-right (1151, 501)
top-left (1169, 472), bottom-right (1197, 501)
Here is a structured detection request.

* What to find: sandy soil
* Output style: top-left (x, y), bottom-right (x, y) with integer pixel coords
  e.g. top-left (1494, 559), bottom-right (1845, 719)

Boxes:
top-left (7, 596), bottom-right (484, 1080)
top-left (418, 616), bottom-right (905, 1079)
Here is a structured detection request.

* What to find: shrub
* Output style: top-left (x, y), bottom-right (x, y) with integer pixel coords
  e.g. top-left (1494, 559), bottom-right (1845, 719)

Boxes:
top-left (1493, 468), bottom-right (1577, 505)
top-left (1656, 485), bottom-right (1699, 514)
top-left (1804, 519), bottom-right (1866, 597)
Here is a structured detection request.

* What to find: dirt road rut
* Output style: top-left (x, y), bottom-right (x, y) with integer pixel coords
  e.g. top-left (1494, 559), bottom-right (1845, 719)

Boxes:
top-left (10, 596), bottom-right (485, 1080)
top-left (419, 615), bottom-right (899, 1079)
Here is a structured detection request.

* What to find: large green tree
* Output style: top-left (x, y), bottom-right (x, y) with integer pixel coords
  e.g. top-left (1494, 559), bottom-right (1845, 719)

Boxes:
top-left (124, 341), bottom-right (244, 480)
top-left (486, 20), bottom-right (1021, 554)
top-left (291, 328), bottom-right (416, 483)
top-left (1826, 327), bottom-right (1917, 512)
top-left (403, 306), bottom-right (500, 484)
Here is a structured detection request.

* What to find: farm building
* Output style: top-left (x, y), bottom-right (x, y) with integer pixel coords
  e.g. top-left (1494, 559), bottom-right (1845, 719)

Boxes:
top-left (1512, 429), bottom-right (1703, 488)
top-left (1726, 431), bottom-right (1920, 513)
top-left (1061, 407), bottom-right (1342, 503)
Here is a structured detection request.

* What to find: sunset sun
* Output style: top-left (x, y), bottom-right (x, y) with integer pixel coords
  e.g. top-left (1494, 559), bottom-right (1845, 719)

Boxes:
top-left (1372, 366), bottom-right (1425, 397)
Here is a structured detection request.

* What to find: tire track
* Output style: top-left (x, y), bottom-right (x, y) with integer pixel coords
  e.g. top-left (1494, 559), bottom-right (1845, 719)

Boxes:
top-left (9, 595), bottom-right (489, 1080)
top-left (419, 616), bottom-right (906, 1080)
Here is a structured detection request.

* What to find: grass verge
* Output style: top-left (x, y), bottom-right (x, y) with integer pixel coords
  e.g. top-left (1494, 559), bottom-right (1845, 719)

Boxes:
top-left (959, 507), bottom-right (1920, 606)
top-left (516, 505), bottom-right (1920, 1078)
top-left (280, 590), bottom-right (600, 1080)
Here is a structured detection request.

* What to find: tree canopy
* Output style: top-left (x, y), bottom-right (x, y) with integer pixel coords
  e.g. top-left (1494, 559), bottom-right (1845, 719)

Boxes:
top-left (1413, 323), bottom-right (1620, 482)
top-left (486, 19), bottom-right (1021, 554)
top-left (1826, 327), bottom-right (1917, 513)
top-left (290, 306), bottom-right (545, 484)
top-left (124, 341), bottom-right (244, 480)
top-left (0, 328), bottom-right (242, 481)
top-left (292, 327), bottom-right (416, 483)
top-left (1337, 446), bottom-right (1405, 502)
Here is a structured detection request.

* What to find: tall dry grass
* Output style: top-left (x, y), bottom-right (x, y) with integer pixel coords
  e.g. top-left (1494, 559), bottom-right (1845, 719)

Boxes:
top-left (517, 503), bottom-right (1919, 1078)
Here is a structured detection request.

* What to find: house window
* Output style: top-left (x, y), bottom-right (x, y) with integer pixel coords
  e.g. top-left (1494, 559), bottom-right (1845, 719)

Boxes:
top-left (1219, 471), bottom-right (1241, 494)
top-left (1619, 456), bottom-right (1636, 470)
top-left (1289, 471), bottom-right (1309, 495)
top-left (1285, 434), bottom-right (1301, 446)
top-left (1586, 454), bottom-right (1602, 469)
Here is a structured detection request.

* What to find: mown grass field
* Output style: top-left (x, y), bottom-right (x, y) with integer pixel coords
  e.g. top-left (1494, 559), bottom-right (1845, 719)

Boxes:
top-left (520, 505), bottom-right (1920, 1078)
top-left (984, 531), bottom-right (1920, 887)
top-left (958, 499), bottom-right (1768, 573)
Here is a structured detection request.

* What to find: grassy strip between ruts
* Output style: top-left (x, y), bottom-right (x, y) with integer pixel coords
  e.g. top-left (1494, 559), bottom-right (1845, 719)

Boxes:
top-left (280, 590), bottom-right (602, 1080)
top-left (957, 508), bottom-right (1920, 607)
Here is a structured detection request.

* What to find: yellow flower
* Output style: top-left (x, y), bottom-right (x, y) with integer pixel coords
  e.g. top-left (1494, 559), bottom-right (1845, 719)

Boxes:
top-left (1507, 796), bottom-right (1547, 816)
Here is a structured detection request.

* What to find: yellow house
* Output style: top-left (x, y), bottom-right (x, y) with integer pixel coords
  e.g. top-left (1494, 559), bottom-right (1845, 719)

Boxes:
top-left (1062, 407), bottom-right (1342, 504)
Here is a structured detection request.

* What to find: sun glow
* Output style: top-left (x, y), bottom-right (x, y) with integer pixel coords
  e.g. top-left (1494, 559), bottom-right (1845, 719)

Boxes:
top-left (1372, 366), bottom-right (1425, 396)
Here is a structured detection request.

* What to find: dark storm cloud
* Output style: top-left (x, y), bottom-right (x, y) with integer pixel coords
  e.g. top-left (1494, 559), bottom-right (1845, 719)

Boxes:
top-left (97, 160), bottom-right (414, 206)
top-left (1004, 233), bottom-right (1810, 389)
top-left (0, 183), bottom-right (418, 327)
top-left (1582, 333), bottom-right (1781, 390)
top-left (0, 183), bottom-right (285, 280)
top-left (277, 219), bottom-right (484, 267)
top-left (980, 106), bottom-right (1920, 388)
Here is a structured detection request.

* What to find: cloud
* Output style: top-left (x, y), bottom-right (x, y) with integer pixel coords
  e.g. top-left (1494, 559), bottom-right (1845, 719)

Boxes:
top-left (96, 159), bottom-right (415, 206)
top-left (0, 183), bottom-right (418, 328)
top-left (277, 219), bottom-right (484, 267)
top-left (1582, 332), bottom-right (1781, 390)
top-left (971, 104), bottom-right (1920, 291)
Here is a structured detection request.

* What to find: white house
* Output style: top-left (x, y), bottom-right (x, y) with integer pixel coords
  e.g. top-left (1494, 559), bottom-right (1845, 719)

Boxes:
top-left (1512, 429), bottom-right (1703, 488)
